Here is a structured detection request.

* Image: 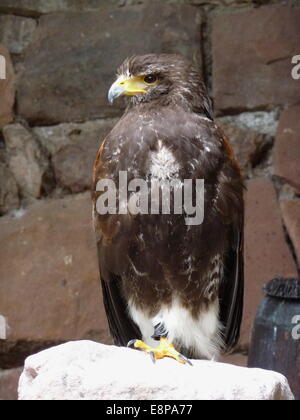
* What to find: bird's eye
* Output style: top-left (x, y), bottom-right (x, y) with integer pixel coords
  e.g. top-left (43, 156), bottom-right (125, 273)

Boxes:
top-left (144, 75), bottom-right (157, 85)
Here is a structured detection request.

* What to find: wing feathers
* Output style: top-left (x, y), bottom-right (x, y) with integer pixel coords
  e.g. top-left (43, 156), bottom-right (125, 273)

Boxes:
top-left (219, 224), bottom-right (244, 351)
top-left (98, 241), bottom-right (142, 346)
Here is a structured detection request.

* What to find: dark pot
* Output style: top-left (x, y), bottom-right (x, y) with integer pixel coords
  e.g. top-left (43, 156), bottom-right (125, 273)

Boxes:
top-left (248, 278), bottom-right (300, 400)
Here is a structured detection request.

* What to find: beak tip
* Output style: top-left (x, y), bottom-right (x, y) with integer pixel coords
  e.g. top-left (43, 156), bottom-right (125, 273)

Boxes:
top-left (108, 82), bottom-right (125, 106)
top-left (108, 91), bottom-right (114, 105)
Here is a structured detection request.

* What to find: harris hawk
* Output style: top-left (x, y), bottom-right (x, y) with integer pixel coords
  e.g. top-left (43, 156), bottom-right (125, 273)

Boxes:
top-left (93, 54), bottom-right (244, 364)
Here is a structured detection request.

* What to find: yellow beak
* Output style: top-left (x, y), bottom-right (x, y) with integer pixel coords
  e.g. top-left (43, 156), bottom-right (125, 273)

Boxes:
top-left (108, 75), bottom-right (146, 104)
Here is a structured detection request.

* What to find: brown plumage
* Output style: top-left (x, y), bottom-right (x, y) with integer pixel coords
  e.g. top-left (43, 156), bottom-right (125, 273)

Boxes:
top-left (92, 54), bottom-right (244, 360)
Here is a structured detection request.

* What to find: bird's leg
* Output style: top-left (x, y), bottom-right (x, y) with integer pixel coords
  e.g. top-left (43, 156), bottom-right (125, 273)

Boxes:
top-left (127, 337), bottom-right (192, 365)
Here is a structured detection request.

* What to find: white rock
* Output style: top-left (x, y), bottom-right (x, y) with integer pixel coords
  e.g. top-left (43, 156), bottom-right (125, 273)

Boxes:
top-left (219, 111), bottom-right (279, 136)
top-left (33, 119), bottom-right (119, 156)
top-left (3, 123), bottom-right (50, 199)
top-left (18, 341), bottom-right (294, 401)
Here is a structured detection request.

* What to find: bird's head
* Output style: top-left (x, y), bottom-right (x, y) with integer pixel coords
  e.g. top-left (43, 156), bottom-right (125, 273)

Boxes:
top-left (108, 54), bottom-right (212, 117)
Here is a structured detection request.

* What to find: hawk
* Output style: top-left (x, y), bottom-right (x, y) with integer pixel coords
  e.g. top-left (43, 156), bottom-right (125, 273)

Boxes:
top-left (93, 54), bottom-right (244, 364)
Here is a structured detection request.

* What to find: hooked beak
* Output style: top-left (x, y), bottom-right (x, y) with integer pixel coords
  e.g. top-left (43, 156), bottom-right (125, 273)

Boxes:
top-left (108, 80), bottom-right (126, 105)
top-left (108, 75), bottom-right (147, 105)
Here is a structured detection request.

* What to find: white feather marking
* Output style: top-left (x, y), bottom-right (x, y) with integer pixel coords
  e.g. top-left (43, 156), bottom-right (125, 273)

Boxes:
top-left (198, 116), bottom-right (211, 122)
top-left (128, 304), bottom-right (158, 348)
top-left (128, 256), bottom-right (148, 277)
top-left (128, 298), bottom-right (222, 360)
top-left (204, 254), bottom-right (223, 299)
top-left (150, 141), bottom-right (180, 180)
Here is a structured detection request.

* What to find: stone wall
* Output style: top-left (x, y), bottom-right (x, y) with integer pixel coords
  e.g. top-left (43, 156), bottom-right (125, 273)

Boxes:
top-left (0, 0), bottom-right (299, 399)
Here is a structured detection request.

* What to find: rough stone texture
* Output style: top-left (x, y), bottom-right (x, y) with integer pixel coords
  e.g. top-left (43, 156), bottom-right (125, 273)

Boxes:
top-left (52, 146), bottom-right (93, 193)
top-left (3, 123), bottom-right (51, 199)
top-left (219, 111), bottom-right (279, 137)
top-left (128, 0), bottom-right (273, 4)
top-left (0, 45), bottom-right (15, 129)
top-left (0, 0), bottom-right (271, 17)
top-left (0, 367), bottom-right (23, 400)
top-left (279, 183), bottom-right (299, 202)
top-left (280, 200), bottom-right (300, 265)
top-left (18, 341), bottom-right (294, 400)
top-left (217, 120), bottom-right (273, 174)
top-left (241, 178), bottom-right (298, 349)
top-left (0, 15), bottom-right (37, 55)
top-left (34, 119), bottom-right (118, 157)
top-left (17, 4), bottom-right (202, 124)
top-left (274, 105), bottom-right (300, 193)
top-left (0, 193), bottom-right (111, 368)
top-left (0, 0), bottom-right (125, 16)
top-left (212, 7), bottom-right (300, 113)
top-left (34, 119), bottom-right (118, 193)
top-left (0, 161), bottom-right (19, 215)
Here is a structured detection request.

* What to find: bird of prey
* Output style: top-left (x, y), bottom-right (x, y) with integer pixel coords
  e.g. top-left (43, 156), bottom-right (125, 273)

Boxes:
top-left (93, 54), bottom-right (244, 364)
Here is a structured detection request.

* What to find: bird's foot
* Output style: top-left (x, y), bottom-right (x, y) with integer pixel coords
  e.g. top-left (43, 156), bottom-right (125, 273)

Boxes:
top-left (127, 337), bottom-right (193, 365)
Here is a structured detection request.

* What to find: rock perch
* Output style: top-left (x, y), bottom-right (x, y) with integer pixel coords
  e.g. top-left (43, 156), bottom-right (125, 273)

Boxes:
top-left (18, 341), bottom-right (294, 400)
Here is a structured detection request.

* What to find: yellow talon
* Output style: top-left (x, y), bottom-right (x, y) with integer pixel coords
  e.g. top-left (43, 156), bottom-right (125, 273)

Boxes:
top-left (127, 337), bottom-right (192, 365)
